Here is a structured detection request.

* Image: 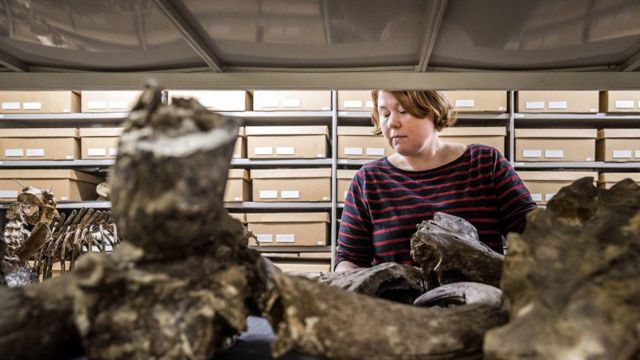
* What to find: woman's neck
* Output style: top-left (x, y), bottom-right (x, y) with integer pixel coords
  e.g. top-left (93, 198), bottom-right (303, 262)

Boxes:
top-left (389, 141), bottom-right (466, 171)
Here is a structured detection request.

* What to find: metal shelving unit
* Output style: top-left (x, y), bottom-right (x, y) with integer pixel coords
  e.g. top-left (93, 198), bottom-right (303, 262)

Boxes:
top-left (224, 202), bottom-right (331, 210)
top-left (0, 159), bottom-right (115, 168)
top-left (513, 162), bottom-right (640, 170)
top-left (251, 246), bottom-right (332, 253)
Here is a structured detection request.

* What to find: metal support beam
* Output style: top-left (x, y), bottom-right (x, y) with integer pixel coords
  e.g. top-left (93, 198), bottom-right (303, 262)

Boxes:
top-left (0, 47), bottom-right (28, 72)
top-left (152, 0), bottom-right (223, 72)
top-left (417, 0), bottom-right (448, 72)
top-left (3, 71), bottom-right (640, 90)
top-left (621, 49), bottom-right (640, 72)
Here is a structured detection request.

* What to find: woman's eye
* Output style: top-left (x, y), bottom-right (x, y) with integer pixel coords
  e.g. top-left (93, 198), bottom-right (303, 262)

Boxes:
top-left (398, 110), bottom-right (407, 115)
top-left (381, 113), bottom-right (390, 119)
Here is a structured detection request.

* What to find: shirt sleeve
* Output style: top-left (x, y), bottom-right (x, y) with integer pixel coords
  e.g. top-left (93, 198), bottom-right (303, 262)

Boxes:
top-left (336, 172), bottom-right (374, 267)
top-left (492, 149), bottom-right (537, 235)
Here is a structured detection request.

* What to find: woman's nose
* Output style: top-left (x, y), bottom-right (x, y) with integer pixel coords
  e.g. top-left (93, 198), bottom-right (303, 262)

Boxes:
top-left (387, 112), bottom-right (400, 128)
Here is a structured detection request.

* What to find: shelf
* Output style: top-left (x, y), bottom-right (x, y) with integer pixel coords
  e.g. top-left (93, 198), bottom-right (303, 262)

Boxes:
top-left (225, 202), bottom-right (332, 210)
top-left (221, 111), bottom-right (333, 126)
top-left (514, 113), bottom-right (640, 127)
top-left (0, 112), bottom-right (128, 128)
top-left (338, 159), bottom-right (375, 166)
top-left (231, 159), bottom-right (332, 167)
top-left (0, 201), bottom-right (112, 210)
top-left (0, 159), bottom-right (114, 168)
top-left (513, 162), bottom-right (640, 170)
top-left (338, 111), bottom-right (510, 126)
top-left (251, 246), bottom-right (331, 253)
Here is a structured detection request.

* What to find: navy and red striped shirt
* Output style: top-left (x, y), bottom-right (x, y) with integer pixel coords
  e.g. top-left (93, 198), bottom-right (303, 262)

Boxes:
top-left (337, 144), bottom-right (536, 267)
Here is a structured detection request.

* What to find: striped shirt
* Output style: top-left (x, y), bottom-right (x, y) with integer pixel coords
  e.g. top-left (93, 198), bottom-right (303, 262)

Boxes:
top-left (337, 144), bottom-right (536, 267)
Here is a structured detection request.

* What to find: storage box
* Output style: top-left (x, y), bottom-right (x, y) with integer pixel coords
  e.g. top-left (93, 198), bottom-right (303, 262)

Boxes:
top-left (272, 261), bottom-right (331, 273)
top-left (0, 128), bottom-right (79, 160)
top-left (515, 129), bottom-right (597, 162)
top-left (598, 173), bottom-right (640, 189)
top-left (440, 127), bottom-right (506, 154)
top-left (246, 126), bottom-right (329, 159)
top-left (234, 127), bottom-right (246, 159)
top-left (517, 91), bottom-right (599, 113)
top-left (251, 168), bottom-right (331, 202)
top-left (337, 126), bottom-right (393, 159)
top-left (247, 212), bottom-right (329, 246)
top-left (600, 91), bottom-right (640, 113)
top-left (0, 169), bottom-right (102, 201)
top-left (167, 90), bottom-right (252, 111)
top-left (228, 212), bottom-right (247, 223)
top-left (518, 171), bottom-right (598, 204)
top-left (338, 169), bottom-right (357, 202)
top-left (597, 129), bottom-right (640, 162)
top-left (253, 91), bottom-right (331, 111)
top-left (441, 91), bottom-right (507, 112)
top-left (224, 169), bottom-right (250, 202)
top-left (337, 91), bottom-right (374, 111)
top-left (79, 128), bottom-right (122, 159)
top-left (81, 91), bottom-right (142, 113)
top-left (0, 91), bottom-right (80, 113)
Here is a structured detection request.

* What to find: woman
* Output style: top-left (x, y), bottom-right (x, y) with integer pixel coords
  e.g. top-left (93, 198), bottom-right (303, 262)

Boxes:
top-left (335, 90), bottom-right (536, 272)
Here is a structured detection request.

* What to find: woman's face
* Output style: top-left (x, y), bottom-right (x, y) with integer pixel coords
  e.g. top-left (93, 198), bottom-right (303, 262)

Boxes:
top-left (377, 91), bottom-right (436, 157)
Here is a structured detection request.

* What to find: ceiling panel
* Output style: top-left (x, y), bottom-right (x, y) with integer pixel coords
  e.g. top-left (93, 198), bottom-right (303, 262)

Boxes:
top-left (183, 0), bottom-right (430, 68)
top-left (429, 0), bottom-right (640, 70)
top-left (0, 0), bottom-right (206, 70)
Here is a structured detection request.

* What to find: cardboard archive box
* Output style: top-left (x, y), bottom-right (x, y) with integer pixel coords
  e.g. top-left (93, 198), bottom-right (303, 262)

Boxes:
top-left (80, 91), bottom-right (142, 112)
top-left (440, 127), bottom-right (507, 154)
top-left (228, 212), bottom-right (247, 224)
top-left (234, 127), bottom-right (246, 159)
top-left (0, 169), bottom-right (102, 201)
top-left (0, 91), bottom-right (80, 113)
top-left (515, 129), bottom-right (597, 162)
top-left (337, 126), bottom-right (393, 159)
top-left (253, 91), bottom-right (331, 111)
top-left (517, 91), bottom-right (599, 113)
top-left (79, 128), bottom-right (122, 159)
top-left (167, 90), bottom-right (252, 111)
top-left (337, 169), bottom-right (358, 202)
top-left (441, 91), bottom-right (507, 112)
top-left (600, 91), bottom-right (640, 113)
top-left (599, 173), bottom-right (640, 189)
top-left (337, 91), bottom-right (374, 111)
top-left (0, 128), bottom-right (79, 160)
top-left (246, 126), bottom-right (328, 159)
top-left (251, 168), bottom-right (331, 202)
top-left (519, 171), bottom-right (597, 205)
top-left (224, 169), bottom-right (250, 202)
top-left (247, 212), bottom-right (329, 247)
top-left (596, 129), bottom-right (640, 162)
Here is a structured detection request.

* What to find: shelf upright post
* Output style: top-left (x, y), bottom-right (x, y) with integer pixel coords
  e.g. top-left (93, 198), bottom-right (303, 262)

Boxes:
top-left (508, 90), bottom-right (516, 162)
top-left (330, 90), bottom-right (338, 271)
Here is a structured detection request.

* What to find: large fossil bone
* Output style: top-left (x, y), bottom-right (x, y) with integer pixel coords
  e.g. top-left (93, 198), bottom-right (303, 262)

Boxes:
top-left (484, 177), bottom-right (640, 359)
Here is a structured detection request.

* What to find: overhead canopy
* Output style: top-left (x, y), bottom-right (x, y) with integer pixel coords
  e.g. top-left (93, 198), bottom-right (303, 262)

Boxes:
top-left (1, 0), bottom-right (640, 89)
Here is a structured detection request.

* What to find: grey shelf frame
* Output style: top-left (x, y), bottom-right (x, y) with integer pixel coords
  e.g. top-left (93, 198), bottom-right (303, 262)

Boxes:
top-left (224, 202), bottom-right (331, 210)
top-left (252, 246), bottom-right (332, 253)
top-left (513, 162), bottom-right (640, 170)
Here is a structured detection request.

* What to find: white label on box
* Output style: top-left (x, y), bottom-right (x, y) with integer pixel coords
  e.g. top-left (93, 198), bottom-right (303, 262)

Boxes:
top-left (281, 190), bottom-right (300, 199)
top-left (87, 100), bottom-right (107, 110)
top-left (366, 147), bottom-right (385, 156)
top-left (547, 101), bottom-right (567, 109)
top-left (65, 155), bottom-right (73, 159)
top-left (22, 102), bottom-right (42, 110)
top-left (5, 148), bottom-right (23, 157)
top-left (455, 99), bottom-right (475, 108)
top-left (109, 148), bottom-right (118, 156)
top-left (276, 234), bottom-right (295, 243)
top-left (259, 190), bottom-right (278, 199)
top-left (2, 102), bottom-right (20, 110)
top-left (199, 98), bottom-right (219, 108)
top-left (256, 234), bottom-right (273, 243)
top-left (316, 153), bottom-right (324, 158)
top-left (615, 100), bottom-right (634, 109)
top-left (525, 101), bottom-right (545, 109)
top-left (108, 100), bottom-right (128, 109)
top-left (60, 196), bottom-right (69, 200)
top-left (343, 191), bottom-right (348, 199)
top-left (344, 100), bottom-right (363, 108)
top-left (344, 147), bottom-right (363, 155)
top-left (590, 108), bottom-right (597, 112)
top-left (635, 150), bottom-right (640, 158)
top-left (545, 193), bottom-right (555, 201)
top-left (233, 196), bottom-right (242, 201)
top-left (63, 108), bottom-right (70, 112)
top-left (544, 150), bottom-right (564, 159)
top-left (26, 148), bottom-right (45, 157)
top-left (322, 196), bottom-right (329, 200)
top-left (276, 146), bottom-right (295, 155)
top-left (365, 100), bottom-right (374, 109)
top-left (260, 99), bottom-right (279, 108)
top-left (0, 190), bottom-right (18, 198)
top-left (613, 150), bottom-right (632, 159)
top-left (88, 148), bottom-right (107, 156)
top-left (498, 106), bottom-right (506, 111)
top-left (531, 193), bottom-right (542, 202)
top-left (254, 147), bottom-right (273, 155)
top-left (522, 149), bottom-right (542, 158)
top-left (282, 98), bottom-right (301, 108)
